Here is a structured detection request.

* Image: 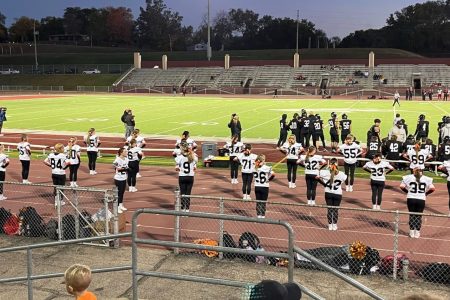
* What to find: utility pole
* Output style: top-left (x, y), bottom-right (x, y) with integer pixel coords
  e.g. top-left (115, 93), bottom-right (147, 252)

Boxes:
top-left (296, 10), bottom-right (299, 54)
top-left (207, 0), bottom-right (212, 61)
top-left (33, 21), bottom-right (38, 69)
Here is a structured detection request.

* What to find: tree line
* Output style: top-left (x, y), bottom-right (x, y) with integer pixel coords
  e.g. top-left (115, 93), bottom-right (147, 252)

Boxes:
top-left (0, 0), bottom-right (448, 54)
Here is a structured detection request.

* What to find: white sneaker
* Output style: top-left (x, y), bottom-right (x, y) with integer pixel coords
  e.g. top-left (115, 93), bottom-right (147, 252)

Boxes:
top-left (73, 182), bottom-right (78, 187)
top-left (93, 171), bottom-right (97, 175)
top-left (243, 195), bottom-right (247, 200)
top-left (328, 224), bottom-right (333, 230)
top-left (288, 182), bottom-right (292, 188)
top-left (0, 195), bottom-right (7, 201)
top-left (257, 215), bottom-right (265, 219)
top-left (349, 186), bottom-right (353, 192)
top-left (129, 187), bottom-right (133, 192)
top-left (333, 224), bottom-right (338, 231)
top-left (409, 230), bottom-right (415, 238)
top-left (185, 209), bottom-right (189, 213)
top-left (136, 173), bottom-right (142, 178)
top-left (307, 200), bottom-right (312, 205)
top-left (311, 200), bottom-right (316, 205)
top-left (119, 204), bottom-right (127, 211)
top-left (118, 206), bottom-right (123, 214)
top-left (373, 205), bottom-right (377, 210)
top-left (376, 205), bottom-right (381, 210)
top-left (231, 179), bottom-right (235, 184)
top-left (247, 195), bottom-right (251, 200)
top-left (89, 170), bottom-right (94, 175)
top-left (414, 230), bottom-right (420, 238)
top-left (346, 186), bottom-right (350, 192)
top-left (132, 187), bottom-right (138, 192)
top-left (292, 183), bottom-right (296, 188)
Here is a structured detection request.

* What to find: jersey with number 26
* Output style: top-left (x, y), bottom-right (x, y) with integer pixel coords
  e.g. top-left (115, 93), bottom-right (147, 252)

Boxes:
top-left (253, 165), bottom-right (273, 188)
top-left (401, 174), bottom-right (434, 201)
top-left (175, 155), bottom-right (198, 177)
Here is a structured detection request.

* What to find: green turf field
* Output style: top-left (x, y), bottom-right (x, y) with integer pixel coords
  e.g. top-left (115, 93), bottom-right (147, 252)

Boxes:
top-left (2, 94), bottom-right (450, 143)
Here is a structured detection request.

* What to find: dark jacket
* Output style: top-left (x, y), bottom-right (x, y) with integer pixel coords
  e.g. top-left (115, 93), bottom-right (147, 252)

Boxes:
top-left (0, 110), bottom-right (7, 123)
top-left (124, 114), bottom-right (135, 126)
top-left (228, 119), bottom-right (242, 136)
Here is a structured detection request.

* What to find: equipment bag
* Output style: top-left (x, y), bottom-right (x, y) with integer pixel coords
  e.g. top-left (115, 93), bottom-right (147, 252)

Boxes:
top-left (62, 214), bottom-right (76, 240)
top-left (79, 210), bottom-right (93, 238)
top-left (379, 254), bottom-right (408, 275)
top-left (349, 247), bottom-right (380, 275)
top-left (44, 219), bottom-right (59, 240)
top-left (419, 263), bottom-right (450, 284)
top-left (3, 214), bottom-right (20, 235)
top-left (223, 231), bottom-right (237, 259)
top-left (19, 206), bottom-right (44, 237)
top-left (0, 207), bottom-right (12, 234)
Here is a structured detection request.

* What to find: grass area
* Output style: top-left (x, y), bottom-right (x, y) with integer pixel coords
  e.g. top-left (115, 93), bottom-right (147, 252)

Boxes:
top-left (0, 47), bottom-right (423, 64)
top-left (1, 94), bottom-right (449, 143)
top-left (0, 75), bottom-right (119, 90)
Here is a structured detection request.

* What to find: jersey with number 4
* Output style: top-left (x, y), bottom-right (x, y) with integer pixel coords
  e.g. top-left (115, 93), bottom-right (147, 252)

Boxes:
top-left (363, 161), bottom-right (394, 181)
top-left (319, 170), bottom-right (347, 195)
top-left (46, 153), bottom-right (68, 175)
top-left (17, 142), bottom-right (31, 161)
top-left (175, 155), bottom-right (198, 177)
top-left (281, 142), bottom-right (303, 160)
top-left (401, 175), bottom-right (434, 200)
top-left (85, 135), bottom-right (100, 152)
top-left (236, 153), bottom-right (257, 174)
top-left (339, 143), bottom-right (362, 164)
top-left (253, 165), bottom-right (274, 188)
top-left (406, 149), bottom-right (430, 170)
top-left (113, 156), bottom-right (129, 181)
top-left (299, 155), bottom-right (325, 175)
top-left (64, 145), bottom-right (81, 165)
top-left (224, 141), bottom-right (244, 157)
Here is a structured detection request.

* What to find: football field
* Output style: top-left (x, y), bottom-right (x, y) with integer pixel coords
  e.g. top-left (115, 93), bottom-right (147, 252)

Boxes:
top-left (2, 94), bottom-right (450, 142)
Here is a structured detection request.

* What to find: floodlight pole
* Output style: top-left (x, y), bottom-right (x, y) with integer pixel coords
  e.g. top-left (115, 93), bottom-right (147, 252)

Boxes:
top-left (296, 10), bottom-right (299, 54)
top-left (33, 21), bottom-right (38, 68)
top-left (207, 0), bottom-right (212, 61)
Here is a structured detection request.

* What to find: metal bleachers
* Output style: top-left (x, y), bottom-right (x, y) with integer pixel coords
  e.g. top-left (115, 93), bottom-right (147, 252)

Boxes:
top-left (251, 65), bottom-right (293, 87)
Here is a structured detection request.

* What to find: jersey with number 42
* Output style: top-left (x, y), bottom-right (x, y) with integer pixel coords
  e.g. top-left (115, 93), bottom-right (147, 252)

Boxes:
top-left (319, 170), bottom-right (347, 195)
top-left (175, 155), bottom-right (198, 177)
top-left (401, 175), bottom-right (434, 200)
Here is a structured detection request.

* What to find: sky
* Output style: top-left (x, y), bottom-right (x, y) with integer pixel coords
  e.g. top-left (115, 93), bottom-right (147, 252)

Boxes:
top-left (1, 0), bottom-right (429, 38)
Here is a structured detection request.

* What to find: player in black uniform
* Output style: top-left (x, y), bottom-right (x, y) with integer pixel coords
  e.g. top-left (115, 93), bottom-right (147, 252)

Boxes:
top-left (438, 136), bottom-right (450, 161)
top-left (328, 112), bottom-right (339, 153)
top-left (288, 113), bottom-right (300, 143)
top-left (312, 114), bottom-right (326, 151)
top-left (365, 135), bottom-right (381, 160)
top-left (437, 116), bottom-right (447, 145)
top-left (276, 114), bottom-right (289, 148)
top-left (299, 111), bottom-right (311, 147)
top-left (367, 119), bottom-right (381, 144)
top-left (339, 114), bottom-right (352, 144)
top-left (414, 114), bottom-right (429, 140)
top-left (384, 135), bottom-right (403, 169)
top-left (402, 135), bottom-right (417, 170)
top-left (422, 138), bottom-right (437, 171)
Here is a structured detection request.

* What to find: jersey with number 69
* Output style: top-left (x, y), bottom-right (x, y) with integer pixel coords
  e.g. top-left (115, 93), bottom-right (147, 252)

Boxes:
top-left (236, 153), bottom-right (258, 174)
top-left (363, 161), bottom-right (394, 181)
top-left (175, 155), bottom-right (198, 177)
top-left (319, 170), bottom-right (347, 195)
top-left (64, 145), bottom-right (81, 165)
top-left (253, 165), bottom-right (274, 188)
top-left (406, 148), bottom-right (430, 170)
top-left (281, 142), bottom-right (303, 160)
top-left (17, 142), bottom-right (31, 161)
top-left (299, 155), bottom-right (326, 175)
top-left (401, 174), bottom-right (434, 200)
top-left (339, 143), bottom-right (362, 164)
top-left (45, 153), bottom-right (68, 175)
top-left (113, 156), bottom-right (129, 181)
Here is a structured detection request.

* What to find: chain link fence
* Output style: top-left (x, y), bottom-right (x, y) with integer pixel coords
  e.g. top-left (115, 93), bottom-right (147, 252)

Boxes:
top-left (175, 193), bottom-right (450, 286)
top-left (0, 182), bottom-right (120, 247)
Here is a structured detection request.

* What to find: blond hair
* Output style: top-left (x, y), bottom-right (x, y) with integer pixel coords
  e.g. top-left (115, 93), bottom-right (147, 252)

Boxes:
top-left (21, 134), bottom-right (28, 142)
top-left (255, 154), bottom-right (266, 169)
top-left (288, 134), bottom-right (296, 146)
top-left (54, 143), bottom-right (65, 154)
top-left (86, 128), bottom-right (95, 145)
top-left (305, 146), bottom-right (316, 163)
top-left (64, 264), bottom-right (92, 294)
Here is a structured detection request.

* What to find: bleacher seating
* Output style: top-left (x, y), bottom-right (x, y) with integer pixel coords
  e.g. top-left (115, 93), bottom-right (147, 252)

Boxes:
top-left (186, 67), bottom-right (224, 87)
top-left (214, 66), bottom-right (258, 87)
top-left (251, 66), bottom-right (293, 87)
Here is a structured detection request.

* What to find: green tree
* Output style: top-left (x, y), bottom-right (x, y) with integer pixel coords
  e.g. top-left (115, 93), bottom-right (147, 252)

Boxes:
top-left (39, 17), bottom-right (64, 40)
top-left (9, 17), bottom-right (36, 42)
top-left (105, 7), bottom-right (134, 45)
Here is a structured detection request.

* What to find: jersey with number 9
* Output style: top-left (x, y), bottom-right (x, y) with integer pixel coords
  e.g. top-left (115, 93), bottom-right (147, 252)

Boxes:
top-left (176, 155), bottom-right (198, 177)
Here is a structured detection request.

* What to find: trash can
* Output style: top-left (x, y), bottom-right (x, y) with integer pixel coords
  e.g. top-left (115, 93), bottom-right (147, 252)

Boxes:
top-left (201, 142), bottom-right (217, 160)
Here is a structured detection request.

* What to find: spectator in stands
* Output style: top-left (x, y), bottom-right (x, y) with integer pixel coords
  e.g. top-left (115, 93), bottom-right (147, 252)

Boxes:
top-left (182, 86), bottom-right (187, 96)
top-left (444, 87), bottom-right (449, 101)
top-left (422, 90), bottom-right (427, 101)
top-left (428, 89), bottom-right (433, 101)
top-left (0, 107), bottom-right (7, 136)
top-left (172, 86), bottom-right (177, 95)
top-left (64, 264), bottom-right (97, 300)
top-left (437, 87), bottom-right (443, 100)
top-left (228, 114), bottom-right (242, 141)
top-left (124, 110), bottom-right (135, 139)
top-left (248, 280), bottom-right (302, 300)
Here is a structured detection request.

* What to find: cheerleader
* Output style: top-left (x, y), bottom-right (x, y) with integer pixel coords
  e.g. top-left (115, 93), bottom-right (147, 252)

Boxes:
top-left (235, 144), bottom-right (258, 200)
top-left (253, 155), bottom-right (275, 218)
top-left (338, 134), bottom-right (363, 192)
top-left (224, 134), bottom-right (244, 184)
top-left (113, 147), bottom-right (129, 213)
top-left (126, 129), bottom-right (146, 178)
top-left (316, 158), bottom-right (347, 230)
top-left (175, 131), bottom-right (197, 151)
top-left (298, 146), bottom-right (326, 205)
top-left (399, 168), bottom-right (435, 238)
top-left (402, 141), bottom-right (432, 172)
top-left (127, 139), bottom-right (142, 192)
top-left (175, 143), bottom-right (198, 212)
top-left (363, 153), bottom-right (395, 210)
top-left (84, 128), bottom-right (101, 175)
top-left (17, 134), bottom-right (32, 184)
top-left (280, 134), bottom-right (304, 188)
top-left (44, 143), bottom-right (69, 205)
top-left (65, 137), bottom-right (81, 187)
top-left (0, 144), bottom-right (10, 200)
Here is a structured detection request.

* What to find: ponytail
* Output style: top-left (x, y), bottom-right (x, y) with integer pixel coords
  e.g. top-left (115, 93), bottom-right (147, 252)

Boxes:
top-left (86, 128), bottom-right (95, 145)
top-left (413, 168), bottom-right (422, 184)
top-left (305, 146), bottom-right (316, 163)
top-left (329, 158), bottom-right (339, 183)
top-left (415, 141), bottom-right (421, 157)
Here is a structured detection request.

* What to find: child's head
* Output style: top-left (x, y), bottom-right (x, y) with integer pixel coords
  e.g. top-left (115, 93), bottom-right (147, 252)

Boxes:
top-left (64, 264), bottom-right (92, 296)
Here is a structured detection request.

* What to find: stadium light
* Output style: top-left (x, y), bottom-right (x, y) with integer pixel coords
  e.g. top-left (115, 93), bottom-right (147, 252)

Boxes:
top-left (296, 10), bottom-right (299, 54)
top-left (33, 21), bottom-right (38, 69)
top-left (207, 0), bottom-right (212, 61)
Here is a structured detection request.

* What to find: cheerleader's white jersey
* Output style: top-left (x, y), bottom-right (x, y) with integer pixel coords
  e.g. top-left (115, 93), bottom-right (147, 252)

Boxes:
top-left (401, 174), bottom-right (434, 201)
top-left (0, 153), bottom-right (9, 172)
top-left (281, 142), bottom-right (303, 160)
top-left (224, 141), bottom-right (244, 157)
top-left (85, 135), bottom-right (100, 152)
top-left (339, 143), bottom-right (362, 164)
top-left (253, 165), bottom-right (274, 188)
top-left (64, 145), bottom-right (81, 165)
top-left (175, 154), bottom-right (198, 177)
top-left (441, 160), bottom-right (450, 181)
top-left (363, 161), bottom-right (394, 181)
top-left (127, 146), bottom-right (143, 162)
top-left (45, 153), bottom-right (68, 175)
top-left (175, 138), bottom-right (197, 149)
top-left (17, 142), bottom-right (31, 161)
top-left (318, 170), bottom-right (347, 195)
top-left (127, 135), bottom-right (146, 148)
top-left (236, 153), bottom-right (258, 174)
top-left (406, 148), bottom-right (431, 170)
top-left (299, 155), bottom-right (325, 175)
top-left (113, 156), bottom-right (129, 181)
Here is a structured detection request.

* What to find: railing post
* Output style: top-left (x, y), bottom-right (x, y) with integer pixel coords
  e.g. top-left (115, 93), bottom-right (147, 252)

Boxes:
top-left (393, 210), bottom-right (400, 280)
top-left (287, 226), bottom-right (295, 283)
top-left (174, 188), bottom-right (181, 255)
top-left (402, 259), bottom-right (409, 281)
top-left (218, 197), bottom-right (224, 260)
top-left (74, 189), bottom-right (79, 239)
top-left (26, 248), bottom-right (33, 300)
top-left (56, 188), bottom-right (62, 241)
top-left (111, 188), bottom-right (120, 248)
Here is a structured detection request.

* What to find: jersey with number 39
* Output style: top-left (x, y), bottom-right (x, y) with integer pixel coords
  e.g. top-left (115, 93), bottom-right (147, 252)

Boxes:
top-left (64, 145), bottom-right (81, 165)
top-left (17, 142), bottom-right (31, 161)
top-left (236, 153), bottom-right (257, 174)
top-left (319, 170), bottom-right (347, 195)
top-left (406, 148), bottom-right (430, 170)
top-left (299, 155), bottom-right (325, 175)
top-left (363, 161), bottom-right (394, 181)
top-left (45, 153), bottom-right (68, 175)
top-left (281, 142), bottom-right (303, 160)
top-left (401, 174), bottom-right (434, 200)
top-left (253, 165), bottom-right (274, 188)
top-left (175, 155), bottom-right (198, 177)
top-left (339, 143), bottom-right (362, 164)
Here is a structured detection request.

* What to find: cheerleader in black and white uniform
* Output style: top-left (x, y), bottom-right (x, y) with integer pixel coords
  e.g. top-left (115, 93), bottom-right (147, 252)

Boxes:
top-left (17, 134), bottom-right (32, 184)
top-left (113, 147), bottom-right (129, 213)
top-left (438, 160), bottom-right (450, 215)
top-left (280, 134), bottom-right (303, 188)
top-left (402, 141), bottom-right (432, 173)
top-left (44, 143), bottom-right (70, 205)
top-left (84, 128), bottom-right (101, 175)
top-left (338, 134), bottom-right (363, 192)
top-left (126, 129), bottom-right (146, 178)
top-left (127, 139), bottom-right (143, 192)
top-left (298, 146), bottom-right (326, 205)
top-left (65, 137), bottom-right (81, 187)
top-left (224, 134), bottom-right (244, 184)
top-left (175, 143), bottom-right (198, 212)
top-left (253, 154), bottom-right (275, 218)
top-left (0, 144), bottom-right (10, 200)
top-left (235, 144), bottom-right (258, 200)
top-left (363, 153), bottom-right (394, 210)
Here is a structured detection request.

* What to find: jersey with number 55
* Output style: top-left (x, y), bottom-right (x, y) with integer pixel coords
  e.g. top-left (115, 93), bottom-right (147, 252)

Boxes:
top-left (339, 143), bottom-right (362, 164)
top-left (400, 174), bottom-right (434, 201)
top-left (175, 155), bottom-right (198, 177)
